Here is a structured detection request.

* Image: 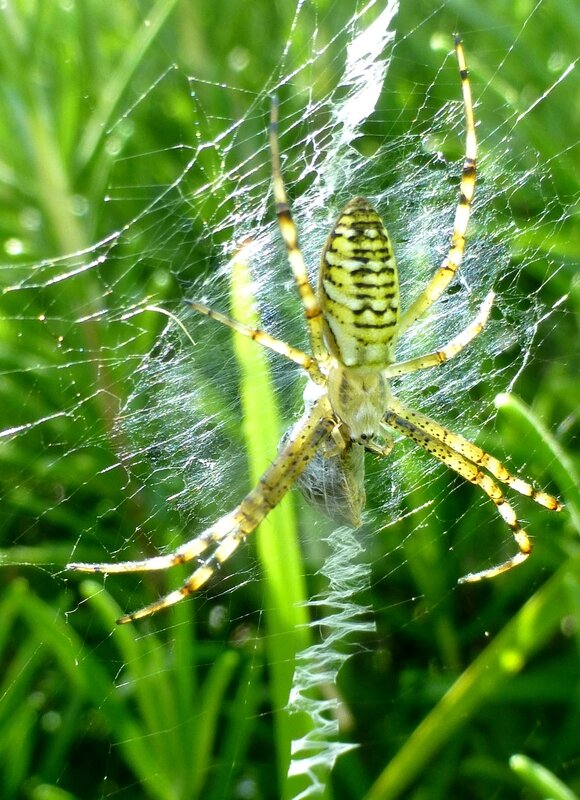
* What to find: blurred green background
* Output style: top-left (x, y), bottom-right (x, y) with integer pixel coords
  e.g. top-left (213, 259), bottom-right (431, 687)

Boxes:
top-left (0, 1), bottom-right (578, 799)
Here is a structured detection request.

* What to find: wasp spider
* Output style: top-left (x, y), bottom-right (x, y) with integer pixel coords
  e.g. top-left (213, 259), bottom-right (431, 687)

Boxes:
top-left (69, 38), bottom-right (562, 623)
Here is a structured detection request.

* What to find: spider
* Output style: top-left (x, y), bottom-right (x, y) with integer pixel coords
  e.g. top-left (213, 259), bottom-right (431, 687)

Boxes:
top-left (69, 38), bottom-right (562, 624)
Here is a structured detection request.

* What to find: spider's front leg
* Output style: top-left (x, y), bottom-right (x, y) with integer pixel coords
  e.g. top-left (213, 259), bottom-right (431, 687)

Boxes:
top-left (383, 398), bottom-right (562, 582)
top-left (69, 397), bottom-right (336, 623)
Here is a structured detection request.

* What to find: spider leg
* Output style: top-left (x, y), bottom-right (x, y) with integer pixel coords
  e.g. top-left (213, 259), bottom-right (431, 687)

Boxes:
top-left (69, 397), bottom-right (336, 623)
top-left (386, 397), bottom-right (562, 511)
top-left (383, 407), bottom-right (533, 581)
top-left (184, 299), bottom-right (324, 384)
top-left (269, 97), bottom-right (327, 362)
top-left (396, 37), bottom-right (477, 340)
top-left (365, 434), bottom-right (394, 458)
top-left (384, 398), bottom-right (562, 582)
top-left (385, 291), bottom-right (493, 378)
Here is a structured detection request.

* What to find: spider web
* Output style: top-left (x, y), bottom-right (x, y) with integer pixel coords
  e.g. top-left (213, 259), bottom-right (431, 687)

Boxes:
top-left (0, 0), bottom-right (577, 798)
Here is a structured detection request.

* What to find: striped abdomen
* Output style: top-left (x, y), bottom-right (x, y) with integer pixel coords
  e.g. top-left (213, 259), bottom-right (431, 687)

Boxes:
top-left (319, 197), bottom-right (399, 367)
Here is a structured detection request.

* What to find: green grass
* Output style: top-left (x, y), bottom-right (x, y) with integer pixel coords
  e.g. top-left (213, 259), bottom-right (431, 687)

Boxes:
top-left (0, 1), bottom-right (578, 799)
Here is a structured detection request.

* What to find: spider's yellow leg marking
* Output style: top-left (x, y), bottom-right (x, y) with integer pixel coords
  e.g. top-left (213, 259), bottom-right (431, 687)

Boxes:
top-left (386, 397), bottom-right (562, 511)
top-left (397, 36), bottom-right (477, 339)
top-left (383, 409), bottom-right (534, 581)
top-left (269, 97), bottom-right (326, 362)
top-left (319, 197), bottom-right (399, 366)
top-left (185, 300), bottom-right (324, 383)
top-left (385, 291), bottom-right (493, 378)
top-left (69, 398), bottom-right (336, 623)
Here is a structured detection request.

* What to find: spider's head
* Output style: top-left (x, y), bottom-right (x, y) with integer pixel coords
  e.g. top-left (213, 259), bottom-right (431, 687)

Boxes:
top-left (327, 363), bottom-right (389, 444)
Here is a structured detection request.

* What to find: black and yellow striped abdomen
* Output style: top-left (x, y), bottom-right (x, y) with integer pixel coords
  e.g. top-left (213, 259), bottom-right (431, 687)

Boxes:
top-left (319, 197), bottom-right (399, 366)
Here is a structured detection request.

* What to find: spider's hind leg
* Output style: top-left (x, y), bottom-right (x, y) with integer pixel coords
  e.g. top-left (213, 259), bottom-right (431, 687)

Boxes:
top-left (185, 299), bottom-right (324, 384)
top-left (385, 291), bottom-right (494, 379)
top-left (269, 97), bottom-right (327, 362)
top-left (397, 37), bottom-right (477, 340)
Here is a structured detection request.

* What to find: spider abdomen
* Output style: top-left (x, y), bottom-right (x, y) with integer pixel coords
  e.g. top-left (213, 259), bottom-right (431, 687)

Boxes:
top-left (320, 196), bottom-right (399, 367)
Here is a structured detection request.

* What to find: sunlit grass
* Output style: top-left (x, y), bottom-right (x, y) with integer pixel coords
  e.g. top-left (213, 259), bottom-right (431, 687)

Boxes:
top-left (0, 1), bottom-right (578, 799)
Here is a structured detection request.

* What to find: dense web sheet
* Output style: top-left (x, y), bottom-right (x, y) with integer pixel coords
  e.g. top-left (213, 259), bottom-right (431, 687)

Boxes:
top-left (0, 0), bottom-right (577, 797)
